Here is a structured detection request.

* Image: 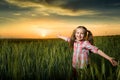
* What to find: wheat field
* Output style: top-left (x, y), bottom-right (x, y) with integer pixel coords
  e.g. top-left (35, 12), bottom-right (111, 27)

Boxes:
top-left (0, 35), bottom-right (120, 80)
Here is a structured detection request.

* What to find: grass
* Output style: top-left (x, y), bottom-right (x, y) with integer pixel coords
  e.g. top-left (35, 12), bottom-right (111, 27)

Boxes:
top-left (0, 35), bottom-right (120, 80)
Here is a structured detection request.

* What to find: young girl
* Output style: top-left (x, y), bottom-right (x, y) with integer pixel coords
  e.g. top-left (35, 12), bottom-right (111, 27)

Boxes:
top-left (57, 26), bottom-right (118, 79)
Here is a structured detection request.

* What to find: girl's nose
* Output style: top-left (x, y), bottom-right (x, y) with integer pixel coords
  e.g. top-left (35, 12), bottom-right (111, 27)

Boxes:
top-left (80, 34), bottom-right (82, 36)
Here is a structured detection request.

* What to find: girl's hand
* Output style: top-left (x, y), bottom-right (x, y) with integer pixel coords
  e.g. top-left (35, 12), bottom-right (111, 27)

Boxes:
top-left (109, 58), bottom-right (118, 66)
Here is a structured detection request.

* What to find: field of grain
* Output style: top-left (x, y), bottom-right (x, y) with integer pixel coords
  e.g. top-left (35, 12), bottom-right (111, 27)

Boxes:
top-left (0, 35), bottom-right (120, 80)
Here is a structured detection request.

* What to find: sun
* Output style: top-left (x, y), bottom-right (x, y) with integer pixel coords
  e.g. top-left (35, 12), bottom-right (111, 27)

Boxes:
top-left (32, 26), bottom-right (51, 38)
top-left (41, 32), bottom-right (47, 37)
top-left (40, 30), bottom-right (48, 38)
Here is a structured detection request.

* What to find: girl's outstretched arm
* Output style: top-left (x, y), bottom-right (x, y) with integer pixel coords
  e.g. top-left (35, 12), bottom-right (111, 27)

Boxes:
top-left (57, 34), bottom-right (70, 42)
top-left (97, 50), bottom-right (118, 66)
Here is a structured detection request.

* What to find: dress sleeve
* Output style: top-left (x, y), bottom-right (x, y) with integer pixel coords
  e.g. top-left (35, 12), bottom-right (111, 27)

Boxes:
top-left (65, 37), bottom-right (70, 42)
top-left (85, 41), bottom-right (98, 53)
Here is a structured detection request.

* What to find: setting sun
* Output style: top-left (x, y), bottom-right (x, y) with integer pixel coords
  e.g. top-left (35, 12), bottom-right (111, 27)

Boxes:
top-left (32, 27), bottom-right (52, 38)
top-left (41, 31), bottom-right (47, 37)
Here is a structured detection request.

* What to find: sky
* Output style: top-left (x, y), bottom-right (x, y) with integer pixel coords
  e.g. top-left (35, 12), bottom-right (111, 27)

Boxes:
top-left (0, 0), bottom-right (120, 39)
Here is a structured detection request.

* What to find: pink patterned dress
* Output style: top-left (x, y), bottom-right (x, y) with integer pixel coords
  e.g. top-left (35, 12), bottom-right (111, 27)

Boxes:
top-left (66, 38), bottom-right (98, 69)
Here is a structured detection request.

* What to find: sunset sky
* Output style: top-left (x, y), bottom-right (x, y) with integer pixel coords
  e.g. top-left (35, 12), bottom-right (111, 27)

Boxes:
top-left (0, 0), bottom-right (120, 39)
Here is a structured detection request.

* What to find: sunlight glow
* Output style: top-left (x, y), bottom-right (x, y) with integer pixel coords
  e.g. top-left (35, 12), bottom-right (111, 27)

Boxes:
top-left (40, 31), bottom-right (47, 37)
top-left (32, 26), bottom-right (52, 38)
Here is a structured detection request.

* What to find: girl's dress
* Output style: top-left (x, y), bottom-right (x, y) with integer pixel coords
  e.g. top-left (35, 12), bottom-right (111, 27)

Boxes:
top-left (73, 41), bottom-right (98, 68)
top-left (65, 38), bottom-right (98, 69)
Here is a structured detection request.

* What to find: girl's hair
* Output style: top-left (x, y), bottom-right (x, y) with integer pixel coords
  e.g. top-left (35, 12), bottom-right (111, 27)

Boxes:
top-left (69, 26), bottom-right (94, 47)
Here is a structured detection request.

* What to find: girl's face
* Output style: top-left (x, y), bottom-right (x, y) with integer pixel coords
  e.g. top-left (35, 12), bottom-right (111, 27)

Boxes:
top-left (75, 28), bottom-right (85, 41)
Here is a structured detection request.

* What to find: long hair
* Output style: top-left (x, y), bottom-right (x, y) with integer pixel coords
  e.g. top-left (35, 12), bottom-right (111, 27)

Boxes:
top-left (69, 26), bottom-right (94, 48)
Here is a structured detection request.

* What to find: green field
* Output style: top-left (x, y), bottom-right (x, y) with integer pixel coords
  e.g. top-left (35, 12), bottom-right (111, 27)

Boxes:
top-left (0, 35), bottom-right (120, 80)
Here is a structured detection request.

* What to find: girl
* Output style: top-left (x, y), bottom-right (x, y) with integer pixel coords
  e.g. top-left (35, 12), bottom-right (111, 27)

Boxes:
top-left (57, 26), bottom-right (118, 79)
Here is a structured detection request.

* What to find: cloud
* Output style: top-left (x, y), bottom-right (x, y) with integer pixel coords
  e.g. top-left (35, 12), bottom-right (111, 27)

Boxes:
top-left (0, 0), bottom-right (32, 11)
top-left (0, 0), bottom-right (119, 24)
top-left (4, 0), bottom-right (99, 16)
top-left (13, 13), bottom-right (21, 16)
top-left (61, 0), bottom-right (120, 9)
